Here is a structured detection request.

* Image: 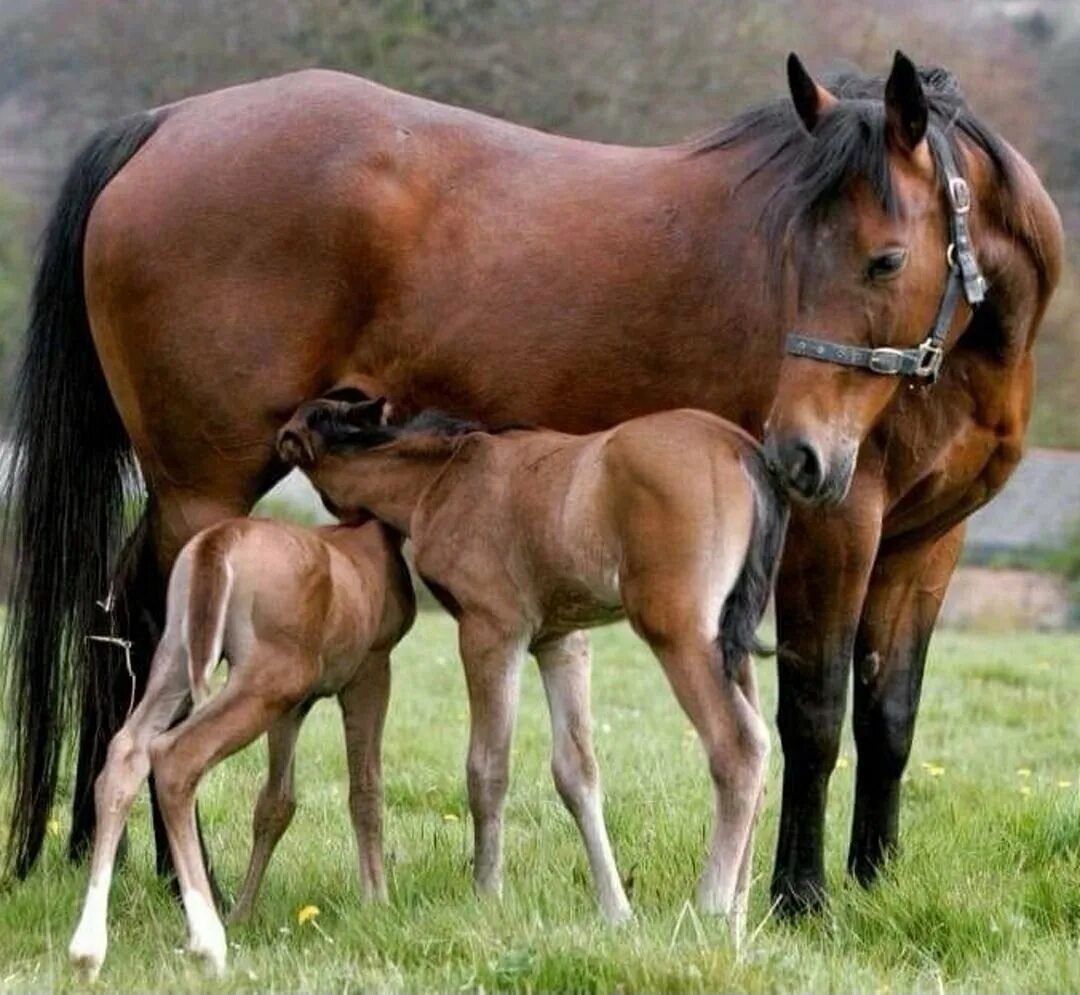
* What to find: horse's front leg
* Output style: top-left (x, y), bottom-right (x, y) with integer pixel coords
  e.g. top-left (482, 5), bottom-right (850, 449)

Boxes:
top-left (771, 483), bottom-right (882, 916)
top-left (848, 522), bottom-right (965, 883)
top-left (535, 630), bottom-right (631, 923)
top-left (458, 615), bottom-right (528, 898)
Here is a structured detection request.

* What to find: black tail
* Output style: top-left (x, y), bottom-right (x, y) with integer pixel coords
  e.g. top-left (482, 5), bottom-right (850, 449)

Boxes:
top-left (718, 445), bottom-right (790, 678)
top-left (1, 112), bottom-right (160, 878)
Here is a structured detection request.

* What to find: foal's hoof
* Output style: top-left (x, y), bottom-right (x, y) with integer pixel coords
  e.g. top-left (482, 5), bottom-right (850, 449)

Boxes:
top-left (601, 900), bottom-right (635, 927)
top-left (69, 922), bottom-right (106, 982)
top-left (187, 930), bottom-right (227, 977)
top-left (183, 891), bottom-right (228, 975)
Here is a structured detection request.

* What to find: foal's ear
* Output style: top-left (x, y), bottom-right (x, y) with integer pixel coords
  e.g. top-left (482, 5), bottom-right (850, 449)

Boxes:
top-left (787, 53), bottom-right (836, 134)
top-left (277, 426), bottom-right (317, 467)
top-left (343, 395), bottom-right (388, 427)
top-left (884, 50), bottom-right (928, 156)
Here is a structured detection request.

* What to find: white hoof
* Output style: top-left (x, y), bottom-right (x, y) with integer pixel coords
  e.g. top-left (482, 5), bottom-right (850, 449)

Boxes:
top-left (68, 922), bottom-right (106, 982)
top-left (600, 897), bottom-right (635, 926)
top-left (183, 890), bottom-right (228, 976)
top-left (187, 930), bottom-right (227, 976)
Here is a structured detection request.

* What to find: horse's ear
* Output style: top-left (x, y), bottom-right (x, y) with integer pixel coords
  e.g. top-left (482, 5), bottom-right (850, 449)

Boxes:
top-left (884, 51), bottom-right (928, 155)
top-left (343, 396), bottom-right (388, 427)
top-left (787, 53), bottom-right (835, 134)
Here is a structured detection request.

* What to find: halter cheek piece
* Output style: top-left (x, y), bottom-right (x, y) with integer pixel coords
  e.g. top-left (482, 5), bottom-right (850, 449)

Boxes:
top-left (785, 129), bottom-right (987, 383)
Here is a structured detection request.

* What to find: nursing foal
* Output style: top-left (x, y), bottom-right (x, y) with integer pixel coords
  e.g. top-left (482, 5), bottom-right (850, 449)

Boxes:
top-left (279, 397), bottom-right (788, 934)
top-left (69, 518), bottom-right (414, 978)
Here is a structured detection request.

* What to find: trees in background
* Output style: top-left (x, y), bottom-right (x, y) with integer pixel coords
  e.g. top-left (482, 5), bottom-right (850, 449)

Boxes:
top-left (0, 0), bottom-right (1076, 442)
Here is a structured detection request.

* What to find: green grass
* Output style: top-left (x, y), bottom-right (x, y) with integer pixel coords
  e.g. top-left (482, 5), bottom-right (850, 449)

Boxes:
top-left (1, 618), bottom-right (1078, 992)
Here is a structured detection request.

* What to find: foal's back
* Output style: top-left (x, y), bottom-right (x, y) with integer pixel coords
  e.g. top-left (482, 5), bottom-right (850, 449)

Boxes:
top-left (169, 517), bottom-right (410, 696)
top-left (411, 408), bottom-right (765, 637)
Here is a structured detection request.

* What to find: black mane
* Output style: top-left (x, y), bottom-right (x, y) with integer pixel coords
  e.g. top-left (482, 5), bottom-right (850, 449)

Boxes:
top-left (317, 406), bottom-right (525, 455)
top-left (691, 64), bottom-right (1014, 254)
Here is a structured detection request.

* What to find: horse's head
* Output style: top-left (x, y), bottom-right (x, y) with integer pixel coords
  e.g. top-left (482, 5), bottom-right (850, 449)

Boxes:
top-left (761, 51), bottom-right (986, 505)
top-left (277, 394), bottom-right (388, 468)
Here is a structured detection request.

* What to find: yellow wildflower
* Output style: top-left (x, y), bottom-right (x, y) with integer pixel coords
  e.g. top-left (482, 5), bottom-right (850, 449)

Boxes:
top-left (1016, 768), bottom-right (1031, 778)
top-left (442, 812), bottom-right (460, 823)
top-left (296, 904), bottom-right (320, 926)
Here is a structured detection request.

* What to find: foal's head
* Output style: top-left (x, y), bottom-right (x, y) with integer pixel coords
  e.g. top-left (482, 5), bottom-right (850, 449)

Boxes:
top-left (702, 51), bottom-right (1008, 504)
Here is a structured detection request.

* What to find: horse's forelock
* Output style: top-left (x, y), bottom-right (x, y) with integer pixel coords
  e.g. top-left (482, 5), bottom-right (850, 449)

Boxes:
top-left (691, 62), bottom-right (1021, 281)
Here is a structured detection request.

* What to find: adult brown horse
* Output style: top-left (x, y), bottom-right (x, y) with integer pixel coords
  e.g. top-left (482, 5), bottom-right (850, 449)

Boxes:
top-left (3, 52), bottom-right (1061, 915)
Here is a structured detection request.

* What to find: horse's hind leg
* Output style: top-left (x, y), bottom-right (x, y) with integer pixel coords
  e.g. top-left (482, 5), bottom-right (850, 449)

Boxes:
top-left (628, 581), bottom-right (768, 942)
top-left (535, 631), bottom-right (631, 923)
top-left (68, 635), bottom-right (189, 980)
top-left (150, 663), bottom-right (304, 975)
top-left (728, 651), bottom-right (766, 944)
top-left (69, 510), bottom-right (164, 862)
top-left (229, 706), bottom-right (309, 924)
top-left (339, 649), bottom-right (392, 901)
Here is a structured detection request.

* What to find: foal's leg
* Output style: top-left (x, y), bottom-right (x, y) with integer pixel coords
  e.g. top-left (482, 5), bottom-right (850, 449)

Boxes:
top-left (728, 651), bottom-right (766, 943)
top-left (535, 632), bottom-right (631, 923)
top-left (339, 649), bottom-right (392, 901)
top-left (629, 586), bottom-right (768, 942)
top-left (459, 617), bottom-right (527, 898)
top-left (69, 638), bottom-right (189, 980)
top-left (229, 707), bottom-right (308, 924)
top-left (150, 659), bottom-right (307, 974)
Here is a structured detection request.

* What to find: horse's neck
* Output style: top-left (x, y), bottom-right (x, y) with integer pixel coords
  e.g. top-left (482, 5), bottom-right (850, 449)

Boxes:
top-left (319, 449), bottom-right (452, 535)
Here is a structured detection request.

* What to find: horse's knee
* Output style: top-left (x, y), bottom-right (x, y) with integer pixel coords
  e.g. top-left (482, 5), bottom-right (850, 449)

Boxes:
top-left (467, 756), bottom-right (509, 818)
top-left (857, 689), bottom-right (915, 780)
top-left (551, 734), bottom-right (598, 813)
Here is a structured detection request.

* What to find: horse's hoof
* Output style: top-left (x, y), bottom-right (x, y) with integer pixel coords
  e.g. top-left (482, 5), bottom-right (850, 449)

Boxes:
top-left (771, 875), bottom-right (827, 920)
top-left (68, 928), bottom-right (105, 983)
top-left (601, 900), bottom-right (635, 927)
top-left (183, 890), bottom-right (228, 975)
top-left (187, 932), bottom-right (227, 977)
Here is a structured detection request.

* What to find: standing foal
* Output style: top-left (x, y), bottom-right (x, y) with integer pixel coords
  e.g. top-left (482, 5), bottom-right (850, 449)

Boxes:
top-left (69, 518), bottom-right (414, 978)
top-left (279, 398), bottom-right (788, 936)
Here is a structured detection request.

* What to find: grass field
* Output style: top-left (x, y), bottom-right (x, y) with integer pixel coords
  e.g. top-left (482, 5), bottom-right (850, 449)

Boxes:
top-left (1, 615), bottom-right (1077, 992)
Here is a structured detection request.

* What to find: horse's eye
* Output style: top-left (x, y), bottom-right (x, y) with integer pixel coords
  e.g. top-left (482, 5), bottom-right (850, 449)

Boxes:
top-left (867, 248), bottom-right (908, 281)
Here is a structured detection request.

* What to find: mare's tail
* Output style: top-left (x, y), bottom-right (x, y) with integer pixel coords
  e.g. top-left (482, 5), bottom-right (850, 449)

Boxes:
top-left (718, 445), bottom-right (790, 678)
top-left (2, 112), bottom-right (161, 878)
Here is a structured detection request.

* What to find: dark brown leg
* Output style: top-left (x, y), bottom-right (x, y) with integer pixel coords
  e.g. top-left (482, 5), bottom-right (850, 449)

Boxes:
top-left (770, 491), bottom-right (881, 917)
top-left (848, 523), bottom-right (964, 883)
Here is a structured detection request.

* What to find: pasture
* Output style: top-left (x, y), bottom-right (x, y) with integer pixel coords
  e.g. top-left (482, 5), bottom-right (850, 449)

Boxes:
top-left (1, 613), bottom-right (1077, 993)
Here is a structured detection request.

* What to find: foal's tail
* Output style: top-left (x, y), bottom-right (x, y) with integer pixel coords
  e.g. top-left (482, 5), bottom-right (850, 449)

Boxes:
top-left (178, 540), bottom-right (235, 708)
top-left (718, 446), bottom-right (790, 678)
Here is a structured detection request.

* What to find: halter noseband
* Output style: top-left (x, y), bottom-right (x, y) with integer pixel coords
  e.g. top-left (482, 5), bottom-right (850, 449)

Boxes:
top-left (785, 128), bottom-right (987, 383)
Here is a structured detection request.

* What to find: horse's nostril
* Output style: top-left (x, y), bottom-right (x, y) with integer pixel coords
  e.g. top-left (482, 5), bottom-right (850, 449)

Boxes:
top-left (769, 437), bottom-right (825, 501)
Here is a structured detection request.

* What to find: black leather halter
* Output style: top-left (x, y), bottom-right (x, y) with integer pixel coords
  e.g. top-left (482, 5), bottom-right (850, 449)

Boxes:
top-left (785, 128), bottom-right (987, 382)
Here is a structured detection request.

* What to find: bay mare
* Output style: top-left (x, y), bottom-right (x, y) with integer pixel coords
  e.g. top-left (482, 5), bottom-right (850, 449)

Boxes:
top-left (1, 52), bottom-right (1062, 913)
top-left (279, 397), bottom-right (788, 939)
top-left (68, 517), bottom-right (415, 979)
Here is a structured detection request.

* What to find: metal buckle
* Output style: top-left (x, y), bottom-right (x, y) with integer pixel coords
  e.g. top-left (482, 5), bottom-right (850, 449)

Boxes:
top-left (867, 348), bottom-right (906, 375)
top-left (947, 176), bottom-right (971, 214)
top-left (914, 341), bottom-right (944, 379)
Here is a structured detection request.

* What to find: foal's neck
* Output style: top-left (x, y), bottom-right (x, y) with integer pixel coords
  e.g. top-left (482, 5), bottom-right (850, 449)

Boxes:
top-left (316, 445), bottom-right (457, 535)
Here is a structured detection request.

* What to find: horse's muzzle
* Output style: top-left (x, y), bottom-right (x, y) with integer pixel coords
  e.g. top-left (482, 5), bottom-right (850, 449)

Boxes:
top-left (764, 433), bottom-right (854, 506)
